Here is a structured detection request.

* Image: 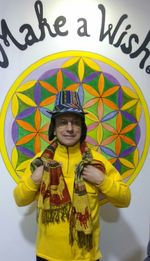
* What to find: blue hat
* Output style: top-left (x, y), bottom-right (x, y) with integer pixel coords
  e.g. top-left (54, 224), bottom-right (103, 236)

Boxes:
top-left (48, 90), bottom-right (86, 116)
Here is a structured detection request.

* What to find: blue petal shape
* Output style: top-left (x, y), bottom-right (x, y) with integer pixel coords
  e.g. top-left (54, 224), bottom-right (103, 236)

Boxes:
top-left (101, 111), bottom-right (118, 122)
top-left (100, 146), bottom-right (117, 157)
top-left (78, 86), bottom-right (84, 105)
top-left (40, 107), bottom-right (52, 118)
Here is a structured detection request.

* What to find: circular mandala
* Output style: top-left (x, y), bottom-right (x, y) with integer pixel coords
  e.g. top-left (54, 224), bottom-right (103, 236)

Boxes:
top-left (1, 51), bottom-right (149, 204)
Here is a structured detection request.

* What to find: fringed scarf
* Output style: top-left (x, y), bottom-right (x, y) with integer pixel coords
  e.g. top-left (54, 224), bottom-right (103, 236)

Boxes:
top-left (30, 140), bottom-right (105, 251)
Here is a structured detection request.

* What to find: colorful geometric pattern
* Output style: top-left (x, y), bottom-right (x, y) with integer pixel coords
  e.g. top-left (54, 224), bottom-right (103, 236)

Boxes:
top-left (1, 51), bottom-right (149, 204)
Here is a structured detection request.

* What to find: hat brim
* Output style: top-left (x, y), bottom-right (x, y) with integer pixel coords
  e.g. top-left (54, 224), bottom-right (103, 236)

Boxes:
top-left (47, 110), bottom-right (87, 118)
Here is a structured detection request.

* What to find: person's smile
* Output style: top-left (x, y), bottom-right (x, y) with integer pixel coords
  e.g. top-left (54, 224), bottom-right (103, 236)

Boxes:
top-left (54, 113), bottom-right (82, 146)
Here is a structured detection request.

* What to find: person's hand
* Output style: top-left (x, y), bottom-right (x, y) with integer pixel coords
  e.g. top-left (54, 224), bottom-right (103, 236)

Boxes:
top-left (82, 165), bottom-right (105, 185)
top-left (31, 165), bottom-right (44, 185)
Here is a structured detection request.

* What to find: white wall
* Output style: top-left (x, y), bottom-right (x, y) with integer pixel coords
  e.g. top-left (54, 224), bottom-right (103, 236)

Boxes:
top-left (0, 0), bottom-right (150, 260)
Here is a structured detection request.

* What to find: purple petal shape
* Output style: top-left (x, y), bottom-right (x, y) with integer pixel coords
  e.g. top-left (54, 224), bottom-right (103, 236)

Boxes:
top-left (83, 72), bottom-right (100, 83)
top-left (100, 146), bottom-right (117, 157)
top-left (121, 111), bottom-right (137, 123)
top-left (103, 73), bottom-right (120, 85)
top-left (135, 125), bottom-right (141, 145)
top-left (114, 159), bottom-right (121, 172)
top-left (12, 121), bottom-right (18, 144)
top-left (120, 146), bottom-right (136, 157)
top-left (34, 82), bottom-right (41, 105)
top-left (62, 69), bottom-right (79, 82)
top-left (16, 107), bottom-right (36, 120)
top-left (118, 87), bottom-right (123, 109)
top-left (17, 146), bottom-right (35, 158)
top-left (39, 69), bottom-right (59, 80)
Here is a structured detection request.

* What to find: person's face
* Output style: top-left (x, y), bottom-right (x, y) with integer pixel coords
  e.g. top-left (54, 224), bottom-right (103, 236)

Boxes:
top-left (54, 113), bottom-right (82, 147)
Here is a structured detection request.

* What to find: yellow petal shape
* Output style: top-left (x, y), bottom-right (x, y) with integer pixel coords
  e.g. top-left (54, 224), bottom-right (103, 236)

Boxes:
top-left (119, 158), bottom-right (134, 168)
top-left (78, 58), bottom-right (84, 81)
top-left (62, 57), bottom-right (80, 68)
top-left (122, 86), bottom-right (138, 99)
top-left (16, 159), bottom-right (31, 171)
top-left (83, 57), bottom-right (101, 71)
top-left (16, 93), bottom-right (36, 107)
top-left (11, 146), bottom-right (18, 169)
top-left (136, 101), bottom-right (142, 121)
top-left (121, 99), bottom-right (138, 111)
top-left (86, 111), bottom-right (98, 121)
top-left (133, 148), bottom-right (139, 166)
top-left (17, 80), bottom-right (37, 92)
top-left (11, 95), bottom-right (19, 118)
top-left (122, 169), bottom-right (134, 180)
top-left (97, 124), bottom-right (103, 144)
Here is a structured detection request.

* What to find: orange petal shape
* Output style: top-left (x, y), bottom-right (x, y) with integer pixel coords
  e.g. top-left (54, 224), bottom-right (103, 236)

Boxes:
top-left (101, 135), bottom-right (117, 146)
top-left (40, 95), bottom-right (56, 107)
top-left (98, 73), bottom-right (104, 95)
top-left (103, 98), bottom-right (119, 110)
top-left (16, 120), bottom-right (35, 132)
top-left (39, 133), bottom-right (50, 143)
top-left (120, 135), bottom-right (136, 146)
top-left (103, 86), bottom-right (119, 97)
top-left (115, 137), bottom-right (121, 155)
top-left (121, 123), bottom-right (137, 134)
top-left (39, 81), bottom-right (57, 94)
top-left (65, 83), bottom-right (80, 90)
top-left (35, 109), bottom-right (41, 131)
top-left (116, 111), bottom-right (122, 133)
top-left (39, 123), bottom-right (49, 132)
top-left (83, 84), bottom-right (99, 97)
top-left (16, 133), bottom-right (36, 145)
top-left (34, 135), bottom-right (41, 154)
top-left (57, 70), bottom-right (63, 91)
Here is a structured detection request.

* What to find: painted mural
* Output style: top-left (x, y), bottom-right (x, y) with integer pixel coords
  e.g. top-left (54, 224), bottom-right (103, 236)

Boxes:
top-left (1, 50), bottom-right (149, 204)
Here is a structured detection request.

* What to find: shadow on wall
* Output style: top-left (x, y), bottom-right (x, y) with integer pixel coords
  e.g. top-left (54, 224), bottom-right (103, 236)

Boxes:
top-left (100, 204), bottom-right (144, 261)
top-left (19, 202), bottom-right (37, 244)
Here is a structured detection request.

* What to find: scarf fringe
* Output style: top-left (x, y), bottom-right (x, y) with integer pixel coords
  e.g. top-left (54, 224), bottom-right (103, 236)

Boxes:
top-left (69, 230), bottom-right (93, 251)
top-left (38, 203), bottom-right (71, 224)
top-left (77, 231), bottom-right (93, 250)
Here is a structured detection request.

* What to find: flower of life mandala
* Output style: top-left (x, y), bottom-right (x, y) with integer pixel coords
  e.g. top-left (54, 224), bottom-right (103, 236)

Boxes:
top-left (1, 51), bottom-right (149, 204)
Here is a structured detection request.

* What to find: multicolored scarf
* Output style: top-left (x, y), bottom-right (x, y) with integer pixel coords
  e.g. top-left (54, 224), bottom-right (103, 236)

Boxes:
top-left (30, 140), bottom-right (105, 251)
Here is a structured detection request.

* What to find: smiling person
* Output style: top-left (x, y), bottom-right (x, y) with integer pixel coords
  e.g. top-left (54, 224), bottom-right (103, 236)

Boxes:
top-left (13, 90), bottom-right (131, 261)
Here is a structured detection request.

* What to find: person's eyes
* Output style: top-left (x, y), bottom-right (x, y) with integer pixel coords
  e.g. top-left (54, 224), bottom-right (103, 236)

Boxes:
top-left (72, 120), bottom-right (81, 126)
top-left (58, 119), bottom-right (68, 126)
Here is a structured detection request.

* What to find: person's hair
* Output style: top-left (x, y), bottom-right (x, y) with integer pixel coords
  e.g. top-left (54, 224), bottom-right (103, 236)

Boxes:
top-left (48, 114), bottom-right (87, 143)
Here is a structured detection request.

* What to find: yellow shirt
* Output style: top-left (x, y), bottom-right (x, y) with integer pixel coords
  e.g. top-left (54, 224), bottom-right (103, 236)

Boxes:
top-left (14, 142), bottom-right (131, 261)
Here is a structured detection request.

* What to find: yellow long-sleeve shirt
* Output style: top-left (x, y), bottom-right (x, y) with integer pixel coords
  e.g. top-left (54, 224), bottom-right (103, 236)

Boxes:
top-left (13, 142), bottom-right (131, 261)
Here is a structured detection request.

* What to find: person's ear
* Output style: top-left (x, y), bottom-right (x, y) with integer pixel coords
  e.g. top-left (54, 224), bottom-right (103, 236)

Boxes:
top-left (54, 129), bottom-right (56, 136)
